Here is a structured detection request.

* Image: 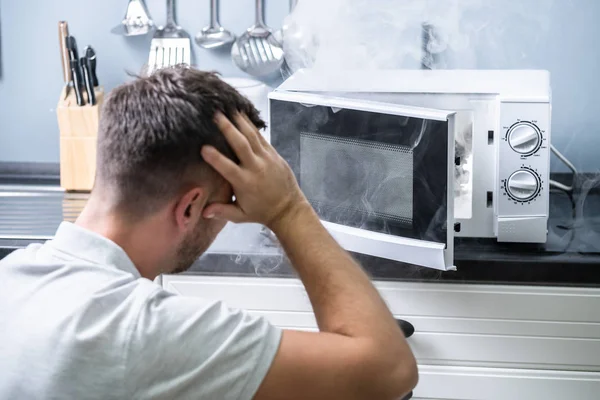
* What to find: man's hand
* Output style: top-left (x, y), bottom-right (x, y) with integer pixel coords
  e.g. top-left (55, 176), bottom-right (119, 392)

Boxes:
top-left (201, 112), bottom-right (308, 229)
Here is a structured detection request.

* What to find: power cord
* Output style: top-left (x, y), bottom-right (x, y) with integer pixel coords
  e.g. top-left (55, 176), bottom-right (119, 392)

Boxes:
top-left (548, 145), bottom-right (578, 251)
top-left (549, 145), bottom-right (577, 192)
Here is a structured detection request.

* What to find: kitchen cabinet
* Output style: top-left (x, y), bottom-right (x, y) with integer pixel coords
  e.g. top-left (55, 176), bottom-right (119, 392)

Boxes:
top-left (162, 275), bottom-right (600, 399)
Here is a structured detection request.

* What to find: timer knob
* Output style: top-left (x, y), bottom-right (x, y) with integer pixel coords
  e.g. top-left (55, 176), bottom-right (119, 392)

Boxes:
top-left (507, 122), bottom-right (542, 155)
top-left (506, 170), bottom-right (540, 201)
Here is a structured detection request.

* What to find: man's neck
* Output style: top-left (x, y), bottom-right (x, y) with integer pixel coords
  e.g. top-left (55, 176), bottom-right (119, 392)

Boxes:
top-left (75, 195), bottom-right (169, 280)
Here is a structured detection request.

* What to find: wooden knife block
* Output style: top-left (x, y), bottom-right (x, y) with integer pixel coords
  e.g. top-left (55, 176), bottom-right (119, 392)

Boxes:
top-left (56, 86), bottom-right (104, 192)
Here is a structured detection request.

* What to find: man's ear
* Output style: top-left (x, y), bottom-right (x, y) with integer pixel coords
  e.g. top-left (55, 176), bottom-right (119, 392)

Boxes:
top-left (174, 187), bottom-right (206, 231)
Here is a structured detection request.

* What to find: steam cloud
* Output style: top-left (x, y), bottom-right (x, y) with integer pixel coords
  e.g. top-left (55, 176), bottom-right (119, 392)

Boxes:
top-left (282, 0), bottom-right (554, 73)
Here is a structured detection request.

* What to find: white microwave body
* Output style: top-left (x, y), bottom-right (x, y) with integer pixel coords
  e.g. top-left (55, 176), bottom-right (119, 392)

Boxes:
top-left (263, 69), bottom-right (551, 271)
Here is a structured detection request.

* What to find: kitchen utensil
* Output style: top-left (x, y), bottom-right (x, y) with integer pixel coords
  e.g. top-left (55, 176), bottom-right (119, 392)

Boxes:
top-left (231, 0), bottom-right (284, 77)
top-left (80, 57), bottom-right (96, 106)
top-left (67, 36), bottom-right (79, 66)
top-left (111, 0), bottom-right (155, 36)
top-left (195, 0), bottom-right (235, 49)
top-left (69, 61), bottom-right (84, 106)
top-left (85, 46), bottom-right (99, 87)
top-left (147, 0), bottom-right (191, 74)
top-left (67, 36), bottom-right (85, 106)
top-left (275, 0), bottom-right (297, 78)
top-left (58, 21), bottom-right (71, 86)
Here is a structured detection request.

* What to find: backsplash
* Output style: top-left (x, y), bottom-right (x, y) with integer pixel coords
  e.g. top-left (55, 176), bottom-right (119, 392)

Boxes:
top-left (0, 0), bottom-right (599, 174)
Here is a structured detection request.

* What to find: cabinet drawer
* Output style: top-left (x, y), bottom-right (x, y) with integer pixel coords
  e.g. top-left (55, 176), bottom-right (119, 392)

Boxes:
top-left (244, 310), bottom-right (600, 371)
top-left (163, 275), bottom-right (600, 371)
top-left (414, 365), bottom-right (600, 400)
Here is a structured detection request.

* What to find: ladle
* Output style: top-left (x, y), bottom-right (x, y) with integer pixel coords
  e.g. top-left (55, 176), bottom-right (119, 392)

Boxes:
top-left (195, 0), bottom-right (236, 49)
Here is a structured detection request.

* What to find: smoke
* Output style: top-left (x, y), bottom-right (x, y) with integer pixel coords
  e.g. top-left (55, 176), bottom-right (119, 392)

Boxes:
top-left (573, 175), bottom-right (600, 253)
top-left (237, 227), bottom-right (287, 276)
top-left (282, 0), bottom-right (554, 74)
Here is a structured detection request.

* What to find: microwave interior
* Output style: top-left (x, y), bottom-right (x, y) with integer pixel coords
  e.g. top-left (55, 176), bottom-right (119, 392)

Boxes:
top-left (269, 94), bottom-right (456, 270)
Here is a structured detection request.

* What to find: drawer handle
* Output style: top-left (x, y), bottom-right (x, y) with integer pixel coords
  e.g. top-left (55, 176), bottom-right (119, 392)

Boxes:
top-left (396, 320), bottom-right (414, 399)
top-left (395, 319), bottom-right (415, 338)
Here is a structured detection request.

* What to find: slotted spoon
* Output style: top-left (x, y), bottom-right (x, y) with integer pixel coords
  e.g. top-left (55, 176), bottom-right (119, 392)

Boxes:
top-left (231, 0), bottom-right (284, 77)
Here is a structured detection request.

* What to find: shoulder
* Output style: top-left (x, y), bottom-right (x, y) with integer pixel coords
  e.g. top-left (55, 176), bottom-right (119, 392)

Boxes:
top-left (130, 281), bottom-right (278, 347)
top-left (0, 243), bottom-right (42, 264)
top-left (124, 281), bottom-right (282, 399)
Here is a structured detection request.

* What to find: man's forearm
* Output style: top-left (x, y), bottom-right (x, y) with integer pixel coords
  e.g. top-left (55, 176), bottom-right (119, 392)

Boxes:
top-left (271, 202), bottom-right (405, 341)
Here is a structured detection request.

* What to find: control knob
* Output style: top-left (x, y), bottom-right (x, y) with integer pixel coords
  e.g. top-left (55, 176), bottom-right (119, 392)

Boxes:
top-left (507, 122), bottom-right (542, 155)
top-left (506, 170), bottom-right (541, 201)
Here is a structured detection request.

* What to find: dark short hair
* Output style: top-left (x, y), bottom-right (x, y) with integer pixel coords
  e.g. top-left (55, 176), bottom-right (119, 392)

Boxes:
top-left (95, 66), bottom-right (266, 217)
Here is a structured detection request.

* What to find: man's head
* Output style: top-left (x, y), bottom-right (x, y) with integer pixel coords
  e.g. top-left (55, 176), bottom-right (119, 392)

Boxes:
top-left (92, 66), bottom-right (265, 275)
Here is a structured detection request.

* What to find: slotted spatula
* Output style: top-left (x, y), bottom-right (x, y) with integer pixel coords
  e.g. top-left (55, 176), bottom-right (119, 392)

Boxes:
top-left (231, 0), bottom-right (284, 77)
top-left (147, 0), bottom-right (190, 75)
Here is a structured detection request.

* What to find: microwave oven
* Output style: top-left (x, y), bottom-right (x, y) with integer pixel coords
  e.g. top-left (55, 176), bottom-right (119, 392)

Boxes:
top-left (266, 69), bottom-right (552, 271)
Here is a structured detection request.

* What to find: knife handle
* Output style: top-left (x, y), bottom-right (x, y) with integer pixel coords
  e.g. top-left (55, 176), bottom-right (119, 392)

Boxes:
top-left (70, 59), bottom-right (85, 106)
top-left (85, 46), bottom-right (99, 87)
top-left (90, 57), bottom-right (99, 87)
top-left (80, 57), bottom-right (96, 106)
top-left (58, 21), bottom-right (71, 84)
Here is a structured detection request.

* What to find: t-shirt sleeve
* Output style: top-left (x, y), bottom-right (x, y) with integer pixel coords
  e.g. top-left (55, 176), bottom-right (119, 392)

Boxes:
top-left (125, 286), bottom-right (282, 400)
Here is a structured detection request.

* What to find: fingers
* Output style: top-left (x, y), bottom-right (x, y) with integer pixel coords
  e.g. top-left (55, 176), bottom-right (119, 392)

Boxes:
top-left (241, 113), bottom-right (271, 148)
top-left (214, 112), bottom-right (256, 166)
top-left (203, 203), bottom-right (247, 223)
top-left (234, 113), bottom-right (264, 154)
top-left (201, 146), bottom-right (243, 185)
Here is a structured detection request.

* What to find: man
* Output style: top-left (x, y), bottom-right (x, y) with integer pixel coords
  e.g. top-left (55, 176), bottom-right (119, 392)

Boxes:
top-left (0, 67), bottom-right (418, 399)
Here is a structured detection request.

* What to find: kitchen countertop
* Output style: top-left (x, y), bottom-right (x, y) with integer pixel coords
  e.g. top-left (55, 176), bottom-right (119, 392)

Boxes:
top-left (1, 162), bottom-right (600, 287)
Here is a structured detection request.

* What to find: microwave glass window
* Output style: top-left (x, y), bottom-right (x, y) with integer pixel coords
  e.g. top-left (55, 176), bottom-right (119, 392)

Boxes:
top-left (270, 99), bottom-right (450, 245)
top-left (346, 93), bottom-right (475, 221)
top-left (300, 133), bottom-right (413, 226)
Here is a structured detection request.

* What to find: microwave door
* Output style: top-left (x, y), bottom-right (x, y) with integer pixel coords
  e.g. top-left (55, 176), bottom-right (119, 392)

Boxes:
top-left (269, 91), bottom-right (456, 271)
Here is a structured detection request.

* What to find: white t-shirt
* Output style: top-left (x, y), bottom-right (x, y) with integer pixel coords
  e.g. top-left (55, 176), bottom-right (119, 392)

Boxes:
top-left (0, 222), bottom-right (282, 399)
